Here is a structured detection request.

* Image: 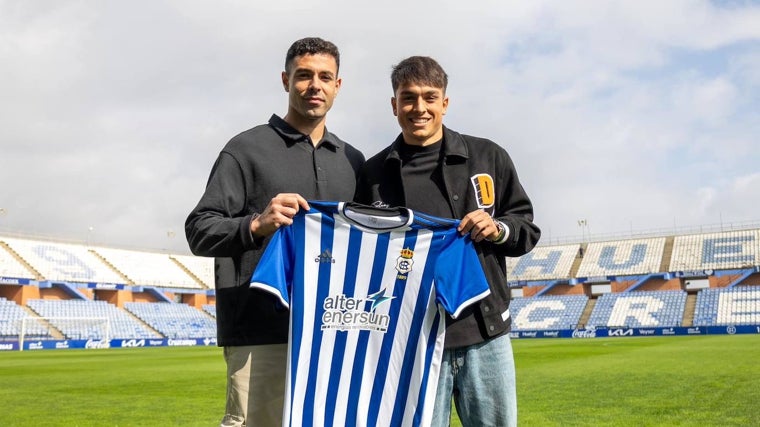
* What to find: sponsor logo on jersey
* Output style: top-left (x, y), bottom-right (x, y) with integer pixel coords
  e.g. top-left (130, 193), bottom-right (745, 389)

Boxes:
top-left (321, 289), bottom-right (395, 332)
top-left (470, 173), bottom-right (495, 210)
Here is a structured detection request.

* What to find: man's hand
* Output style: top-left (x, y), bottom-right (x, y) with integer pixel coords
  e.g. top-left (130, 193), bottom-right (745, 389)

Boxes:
top-left (458, 209), bottom-right (501, 243)
top-left (250, 193), bottom-right (310, 238)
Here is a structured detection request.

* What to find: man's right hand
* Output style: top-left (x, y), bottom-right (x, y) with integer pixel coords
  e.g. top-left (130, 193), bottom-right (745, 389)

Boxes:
top-left (250, 193), bottom-right (310, 238)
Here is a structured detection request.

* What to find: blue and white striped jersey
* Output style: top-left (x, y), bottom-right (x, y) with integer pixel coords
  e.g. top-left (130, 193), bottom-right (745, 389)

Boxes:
top-left (250, 201), bottom-right (490, 427)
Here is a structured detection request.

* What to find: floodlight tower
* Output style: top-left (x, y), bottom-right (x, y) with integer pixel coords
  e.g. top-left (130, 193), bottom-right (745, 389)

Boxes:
top-left (577, 219), bottom-right (589, 258)
top-left (577, 219), bottom-right (588, 243)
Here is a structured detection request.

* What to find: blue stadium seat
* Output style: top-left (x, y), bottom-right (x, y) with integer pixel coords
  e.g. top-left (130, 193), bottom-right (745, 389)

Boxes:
top-left (124, 302), bottom-right (216, 339)
top-left (511, 295), bottom-right (589, 330)
top-left (26, 299), bottom-right (161, 340)
top-left (586, 290), bottom-right (687, 328)
top-left (693, 286), bottom-right (760, 326)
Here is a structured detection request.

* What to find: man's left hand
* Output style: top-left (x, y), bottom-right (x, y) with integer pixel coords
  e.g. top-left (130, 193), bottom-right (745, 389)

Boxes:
top-left (458, 210), bottom-right (501, 242)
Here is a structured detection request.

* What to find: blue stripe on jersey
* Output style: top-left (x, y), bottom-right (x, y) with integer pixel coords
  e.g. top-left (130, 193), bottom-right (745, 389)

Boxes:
top-left (301, 212), bottom-right (336, 424)
top-left (345, 231), bottom-right (391, 425)
top-left (413, 210), bottom-right (458, 229)
top-left (366, 230), bottom-right (419, 427)
top-left (324, 225), bottom-right (363, 426)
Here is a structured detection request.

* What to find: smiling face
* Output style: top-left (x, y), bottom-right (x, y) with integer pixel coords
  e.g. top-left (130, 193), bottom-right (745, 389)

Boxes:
top-left (282, 53), bottom-right (341, 129)
top-left (392, 82), bottom-right (449, 146)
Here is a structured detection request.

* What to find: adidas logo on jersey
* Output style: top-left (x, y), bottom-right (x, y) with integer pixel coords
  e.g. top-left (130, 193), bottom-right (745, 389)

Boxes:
top-left (314, 249), bottom-right (336, 263)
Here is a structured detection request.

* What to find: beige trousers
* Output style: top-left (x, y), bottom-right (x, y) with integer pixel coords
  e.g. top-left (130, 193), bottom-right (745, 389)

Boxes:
top-left (220, 344), bottom-right (287, 427)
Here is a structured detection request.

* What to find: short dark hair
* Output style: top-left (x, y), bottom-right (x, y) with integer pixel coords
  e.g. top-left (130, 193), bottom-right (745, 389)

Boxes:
top-left (391, 56), bottom-right (448, 93)
top-left (285, 37), bottom-right (340, 75)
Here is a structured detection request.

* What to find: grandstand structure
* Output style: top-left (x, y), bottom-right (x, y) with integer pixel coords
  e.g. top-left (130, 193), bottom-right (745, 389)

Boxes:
top-left (506, 227), bottom-right (760, 337)
top-left (0, 235), bottom-right (216, 349)
top-left (1, 226), bottom-right (759, 349)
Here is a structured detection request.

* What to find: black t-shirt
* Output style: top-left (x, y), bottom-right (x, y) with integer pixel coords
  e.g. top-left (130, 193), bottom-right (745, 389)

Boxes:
top-left (398, 139), bottom-right (452, 219)
top-left (399, 138), bottom-right (483, 348)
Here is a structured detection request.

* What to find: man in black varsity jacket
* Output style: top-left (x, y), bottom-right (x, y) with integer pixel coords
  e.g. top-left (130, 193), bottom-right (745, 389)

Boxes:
top-left (355, 56), bottom-right (540, 427)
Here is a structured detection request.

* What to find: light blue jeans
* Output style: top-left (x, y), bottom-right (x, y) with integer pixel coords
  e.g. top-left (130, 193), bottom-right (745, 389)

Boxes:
top-left (431, 334), bottom-right (517, 427)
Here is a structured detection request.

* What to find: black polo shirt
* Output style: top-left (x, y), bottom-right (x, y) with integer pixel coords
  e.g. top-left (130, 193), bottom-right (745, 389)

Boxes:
top-left (186, 114), bottom-right (364, 346)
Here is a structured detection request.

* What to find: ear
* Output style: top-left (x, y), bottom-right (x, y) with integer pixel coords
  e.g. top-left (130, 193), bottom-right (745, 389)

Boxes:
top-left (442, 95), bottom-right (449, 115)
top-left (281, 71), bottom-right (289, 92)
top-left (335, 77), bottom-right (342, 94)
top-left (391, 97), bottom-right (398, 116)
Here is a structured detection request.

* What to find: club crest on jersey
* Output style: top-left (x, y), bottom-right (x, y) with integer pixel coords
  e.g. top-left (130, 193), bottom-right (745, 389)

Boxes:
top-left (395, 247), bottom-right (414, 279)
top-left (314, 249), bottom-right (335, 263)
top-left (470, 173), bottom-right (495, 210)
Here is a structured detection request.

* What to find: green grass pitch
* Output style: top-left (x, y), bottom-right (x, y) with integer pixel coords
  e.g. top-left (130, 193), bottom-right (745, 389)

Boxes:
top-left (0, 335), bottom-right (757, 426)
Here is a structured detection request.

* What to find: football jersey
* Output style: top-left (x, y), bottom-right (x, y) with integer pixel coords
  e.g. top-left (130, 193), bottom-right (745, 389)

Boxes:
top-left (250, 201), bottom-right (490, 427)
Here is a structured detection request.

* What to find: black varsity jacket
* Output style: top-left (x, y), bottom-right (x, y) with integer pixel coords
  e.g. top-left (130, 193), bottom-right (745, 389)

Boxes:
top-left (355, 126), bottom-right (540, 347)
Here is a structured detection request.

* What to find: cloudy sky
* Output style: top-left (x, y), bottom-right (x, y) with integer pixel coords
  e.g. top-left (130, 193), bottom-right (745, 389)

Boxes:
top-left (1, 0), bottom-right (758, 254)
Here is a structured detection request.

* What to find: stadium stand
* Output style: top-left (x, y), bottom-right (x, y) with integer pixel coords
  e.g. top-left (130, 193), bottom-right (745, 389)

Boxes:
top-left (171, 254), bottom-right (214, 289)
top-left (586, 290), bottom-right (687, 328)
top-left (26, 299), bottom-right (161, 340)
top-left (511, 295), bottom-right (588, 330)
top-left (506, 244), bottom-right (580, 281)
top-left (3, 237), bottom-right (125, 284)
top-left (0, 241), bottom-right (34, 279)
top-left (576, 238), bottom-right (665, 277)
top-left (669, 230), bottom-right (760, 271)
top-left (124, 302), bottom-right (216, 339)
top-left (202, 304), bottom-right (216, 318)
top-left (1, 226), bottom-right (759, 347)
top-left (0, 297), bottom-right (51, 340)
top-left (93, 247), bottom-right (202, 289)
top-left (693, 286), bottom-right (760, 326)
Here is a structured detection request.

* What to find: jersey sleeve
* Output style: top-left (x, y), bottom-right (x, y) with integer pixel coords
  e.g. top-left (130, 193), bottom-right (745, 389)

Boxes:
top-left (434, 234), bottom-right (491, 318)
top-left (249, 225), bottom-right (294, 308)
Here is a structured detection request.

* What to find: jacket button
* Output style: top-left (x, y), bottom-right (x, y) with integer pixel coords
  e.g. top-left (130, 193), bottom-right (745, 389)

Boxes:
top-left (452, 194), bottom-right (459, 201)
top-left (489, 325), bottom-right (495, 331)
top-left (484, 306), bottom-right (490, 312)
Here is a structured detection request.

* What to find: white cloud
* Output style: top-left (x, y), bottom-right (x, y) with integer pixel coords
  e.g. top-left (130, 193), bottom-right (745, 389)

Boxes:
top-left (0, 0), bottom-right (758, 253)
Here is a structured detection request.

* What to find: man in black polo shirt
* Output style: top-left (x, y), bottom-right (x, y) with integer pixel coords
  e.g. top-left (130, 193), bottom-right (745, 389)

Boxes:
top-left (186, 37), bottom-right (364, 427)
top-left (356, 56), bottom-right (540, 427)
